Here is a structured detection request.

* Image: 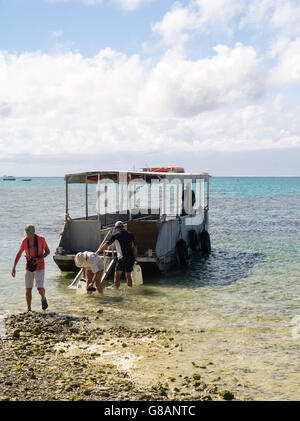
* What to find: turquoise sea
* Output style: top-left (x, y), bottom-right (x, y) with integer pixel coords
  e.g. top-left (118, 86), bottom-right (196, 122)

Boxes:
top-left (0, 176), bottom-right (299, 400)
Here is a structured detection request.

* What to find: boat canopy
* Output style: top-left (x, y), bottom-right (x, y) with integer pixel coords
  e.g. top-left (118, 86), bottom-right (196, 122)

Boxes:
top-left (65, 170), bottom-right (210, 184)
top-left (64, 170), bottom-right (210, 224)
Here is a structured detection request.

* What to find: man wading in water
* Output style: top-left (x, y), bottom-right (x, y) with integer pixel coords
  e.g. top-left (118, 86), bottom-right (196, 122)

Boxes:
top-left (11, 224), bottom-right (50, 312)
top-left (97, 221), bottom-right (137, 289)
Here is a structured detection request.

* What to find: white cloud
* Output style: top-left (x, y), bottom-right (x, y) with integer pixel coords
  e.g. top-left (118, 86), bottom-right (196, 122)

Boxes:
top-left (240, 0), bottom-right (274, 26)
top-left (237, 1), bottom-right (300, 88)
top-left (269, 37), bottom-right (300, 85)
top-left (1, 44), bottom-right (299, 162)
top-left (151, 3), bottom-right (199, 46)
top-left (152, 0), bottom-right (245, 46)
top-left (194, 0), bottom-right (245, 31)
top-left (242, 0), bottom-right (300, 38)
top-left (141, 43), bottom-right (265, 117)
top-left (270, 1), bottom-right (300, 38)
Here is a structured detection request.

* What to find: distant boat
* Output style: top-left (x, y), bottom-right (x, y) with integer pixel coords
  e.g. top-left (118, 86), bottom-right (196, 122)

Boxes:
top-left (22, 179), bottom-right (32, 181)
top-left (3, 176), bottom-right (16, 181)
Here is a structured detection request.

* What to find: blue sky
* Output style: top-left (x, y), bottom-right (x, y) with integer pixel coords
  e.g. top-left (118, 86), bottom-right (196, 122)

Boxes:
top-left (0, 0), bottom-right (180, 57)
top-left (0, 0), bottom-right (165, 56)
top-left (0, 0), bottom-right (300, 176)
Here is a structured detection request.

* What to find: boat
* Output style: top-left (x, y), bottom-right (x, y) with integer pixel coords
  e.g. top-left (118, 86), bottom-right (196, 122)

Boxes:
top-left (3, 176), bottom-right (16, 181)
top-left (22, 179), bottom-right (32, 181)
top-left (53, 168), bottom-right (211, 275)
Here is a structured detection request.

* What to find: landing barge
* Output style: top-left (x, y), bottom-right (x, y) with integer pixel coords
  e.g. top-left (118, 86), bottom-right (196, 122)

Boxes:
top-left (53, 168), bottom-right (211, 274)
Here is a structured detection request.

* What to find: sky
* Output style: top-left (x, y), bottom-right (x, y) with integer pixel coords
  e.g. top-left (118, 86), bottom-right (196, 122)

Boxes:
top-left (0, 0), bottom-right (300, 176)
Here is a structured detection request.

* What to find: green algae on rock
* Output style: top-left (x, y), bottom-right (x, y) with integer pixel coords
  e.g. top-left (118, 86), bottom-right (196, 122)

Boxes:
top-left (220, 390), bottom-right (235, 400)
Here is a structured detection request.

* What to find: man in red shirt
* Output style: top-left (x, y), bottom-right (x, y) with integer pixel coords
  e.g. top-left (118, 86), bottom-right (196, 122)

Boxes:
top-left (11, 224), bottom-right (50, 312)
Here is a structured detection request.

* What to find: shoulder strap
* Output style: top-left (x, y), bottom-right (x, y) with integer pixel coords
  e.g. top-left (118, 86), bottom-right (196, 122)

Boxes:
top-left (26, 238), bottom-right (30, 260)
top-left (34, 234), bottom-right (38, 255)
top-left (26, 235), bottom-right (39, 260)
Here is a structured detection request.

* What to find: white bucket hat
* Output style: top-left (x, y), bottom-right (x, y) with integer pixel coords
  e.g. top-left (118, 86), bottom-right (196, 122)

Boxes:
top-left (114, 221), bottom-right (124, 228)
top-left (74, 252), bottom-right (88, 268)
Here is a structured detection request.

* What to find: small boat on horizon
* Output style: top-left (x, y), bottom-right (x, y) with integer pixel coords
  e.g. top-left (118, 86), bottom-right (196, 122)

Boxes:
top-left (3, 175), bottom-right (16, 181)
top-left (22, 179), bottom-right (32, 181)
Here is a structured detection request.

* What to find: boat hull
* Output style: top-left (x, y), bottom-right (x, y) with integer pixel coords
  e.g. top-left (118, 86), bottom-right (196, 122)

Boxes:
top-left (53, 210), bottom-right (209, 275)
top-left (53, 254), bottom-right (162, 274)
top-left (53, 255), bottom-right (79, 272)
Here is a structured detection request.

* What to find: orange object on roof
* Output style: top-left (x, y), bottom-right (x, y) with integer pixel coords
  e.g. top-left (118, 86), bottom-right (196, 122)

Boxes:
top-left (147, 167), bottom-right (185, 173)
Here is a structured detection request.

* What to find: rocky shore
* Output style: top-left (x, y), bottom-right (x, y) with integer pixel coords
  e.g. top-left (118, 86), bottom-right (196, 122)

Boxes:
top-left (0, 312), bottom-right (236, 401)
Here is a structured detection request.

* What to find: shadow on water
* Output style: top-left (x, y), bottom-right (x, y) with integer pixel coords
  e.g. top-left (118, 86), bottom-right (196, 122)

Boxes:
top-left (156, 248), bottom-right (266, 289)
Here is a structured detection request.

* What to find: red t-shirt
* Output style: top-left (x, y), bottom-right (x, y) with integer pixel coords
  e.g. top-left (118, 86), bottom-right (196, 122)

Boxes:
top-left (19, 234), bottom-right (48, 271)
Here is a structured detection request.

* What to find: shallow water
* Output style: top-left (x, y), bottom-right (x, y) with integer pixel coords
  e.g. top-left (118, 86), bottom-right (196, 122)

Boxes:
top-left (0, 176), bottom-right (299, 400)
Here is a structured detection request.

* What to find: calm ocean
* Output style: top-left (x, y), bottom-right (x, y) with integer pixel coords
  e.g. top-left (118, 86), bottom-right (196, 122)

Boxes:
top-left (0, 176), bottom-right (299, 400)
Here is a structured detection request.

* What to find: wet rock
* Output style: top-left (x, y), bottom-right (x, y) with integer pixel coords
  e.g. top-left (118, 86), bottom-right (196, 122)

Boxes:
top-left (12, 329), bottom-right (21, 338)
top-left (4, 381), bottom-right (13, 386)
top-left (220, 390), bottom-right (235, 400)
top-left (202, 395), bottom-right (212, 401)
top-left (32, 327), bottom-right (41, 335)
top-left (102, 391), bottom-right (110, 397)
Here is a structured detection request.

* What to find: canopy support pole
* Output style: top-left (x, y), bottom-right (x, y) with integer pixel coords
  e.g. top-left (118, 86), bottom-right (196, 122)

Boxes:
top-left (65, 178), bottom-right (69, 220)
top-left (128, 173), bottom-right (132, 220)
top-left (97, 174), bottom-right (101, 226)
top-left (85, 177), bottom-right (88, 220)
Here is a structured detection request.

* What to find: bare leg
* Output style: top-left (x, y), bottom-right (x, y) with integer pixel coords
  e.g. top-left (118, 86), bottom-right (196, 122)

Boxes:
top-left (125, 272), bottom-right (133, 288)
top-left (86, 269), bottom-right (94, 290)
top-left (37, 288), bottom-right (46, 301)
top-left (94, 271), bottom-right (103, 295)
top-left (26, 288), bottom-right (32, 311)
top-left (114, 270), bottom-right (122, 290)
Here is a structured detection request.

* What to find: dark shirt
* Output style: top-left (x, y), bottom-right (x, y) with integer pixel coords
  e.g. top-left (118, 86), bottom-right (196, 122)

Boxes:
top-left (107, 229), bottom-right (136, 259)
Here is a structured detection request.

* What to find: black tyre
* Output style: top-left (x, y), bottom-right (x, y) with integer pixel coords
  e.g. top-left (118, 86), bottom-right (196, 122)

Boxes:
top-left (188, 229), bottom-right (199, 251)
top-left (199, 229), bottom-right (211, 254)
top-left (176, 239), bottom-right (188, 265)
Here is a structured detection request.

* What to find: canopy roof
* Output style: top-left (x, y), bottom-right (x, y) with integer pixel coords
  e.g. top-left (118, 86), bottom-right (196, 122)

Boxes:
top-left (65, 170), bottom-right (210, 184)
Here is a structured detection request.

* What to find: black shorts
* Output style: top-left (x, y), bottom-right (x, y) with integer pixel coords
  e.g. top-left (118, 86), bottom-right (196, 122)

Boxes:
top-left (115, 257), bottom-right (135, 273)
